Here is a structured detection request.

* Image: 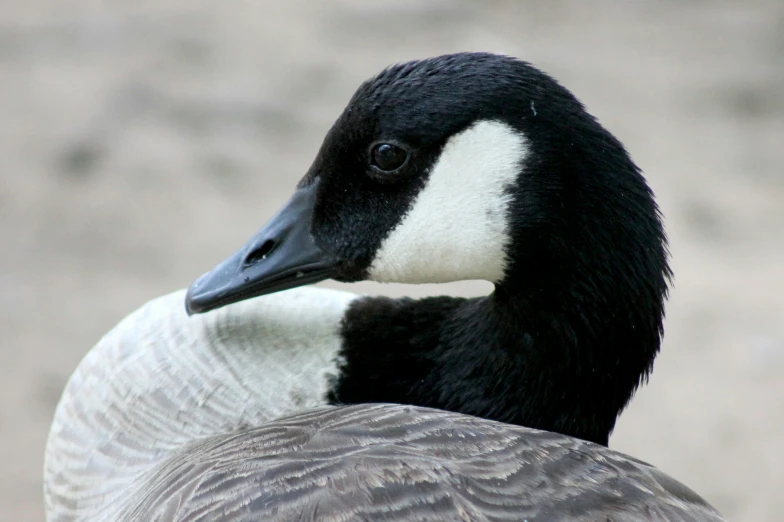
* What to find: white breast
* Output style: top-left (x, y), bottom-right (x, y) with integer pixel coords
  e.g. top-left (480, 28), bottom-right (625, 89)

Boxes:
top-left (44, 286), bottom-right (357, 522)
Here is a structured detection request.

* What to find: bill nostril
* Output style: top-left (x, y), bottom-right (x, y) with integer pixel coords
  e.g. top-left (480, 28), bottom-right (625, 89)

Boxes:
top-left (244, 239), bottom-right (277, 266)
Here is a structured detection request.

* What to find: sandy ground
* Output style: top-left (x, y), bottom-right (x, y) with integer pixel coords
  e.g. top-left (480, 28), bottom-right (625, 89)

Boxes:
top-left (1, 1), bottom-right (783, 520)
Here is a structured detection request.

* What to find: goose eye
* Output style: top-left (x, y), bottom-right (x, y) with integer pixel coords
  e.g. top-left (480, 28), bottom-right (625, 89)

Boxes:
top-left (371, 143), bottom-right (408, 172)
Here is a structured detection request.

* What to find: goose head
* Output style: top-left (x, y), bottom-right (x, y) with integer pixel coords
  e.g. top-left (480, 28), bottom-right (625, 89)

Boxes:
top-left (187, 52), bottom-right (668, 310)
top-left (185, 52), bottom-right (671, 442)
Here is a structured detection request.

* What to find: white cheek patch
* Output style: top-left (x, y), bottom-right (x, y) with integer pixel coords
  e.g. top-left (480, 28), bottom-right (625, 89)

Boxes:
top-left (368, 120), bottom-right (528, 284)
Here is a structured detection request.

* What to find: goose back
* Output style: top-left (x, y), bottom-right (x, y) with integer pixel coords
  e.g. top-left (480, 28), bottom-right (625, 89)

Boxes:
top-left (121, 403), bottom-right (723, 521)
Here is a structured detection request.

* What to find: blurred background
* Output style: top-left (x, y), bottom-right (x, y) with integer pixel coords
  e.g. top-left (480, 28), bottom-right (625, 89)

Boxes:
top-left (2, 0), bottom-right (783, 520)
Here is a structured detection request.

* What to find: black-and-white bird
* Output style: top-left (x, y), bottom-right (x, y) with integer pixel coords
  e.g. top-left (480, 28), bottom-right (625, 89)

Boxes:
top-left (45, 53), bottom-right (725, 521)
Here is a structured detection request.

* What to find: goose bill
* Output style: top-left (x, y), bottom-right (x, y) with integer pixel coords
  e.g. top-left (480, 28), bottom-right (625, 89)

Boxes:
top-left (185, 182), bottom-right (337, 315)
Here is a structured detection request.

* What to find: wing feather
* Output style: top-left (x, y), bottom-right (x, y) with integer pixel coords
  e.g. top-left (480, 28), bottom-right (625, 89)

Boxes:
top-left (119, 404), bottom-right (725, 522)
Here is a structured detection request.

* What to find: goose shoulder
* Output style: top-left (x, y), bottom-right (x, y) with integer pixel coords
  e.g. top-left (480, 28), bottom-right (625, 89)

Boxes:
top-left (44, 286), bottom-right (357, 522)
top-left (119, 403), bottom-right (723, 522)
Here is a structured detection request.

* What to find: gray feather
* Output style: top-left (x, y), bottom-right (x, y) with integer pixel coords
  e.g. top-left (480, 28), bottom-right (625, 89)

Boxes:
top-left (120, 404), bottom-right (724, 522)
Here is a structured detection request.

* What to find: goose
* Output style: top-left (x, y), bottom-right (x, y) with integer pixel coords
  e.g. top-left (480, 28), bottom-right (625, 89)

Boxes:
top-left (44, 52), bottom-right (725, 521)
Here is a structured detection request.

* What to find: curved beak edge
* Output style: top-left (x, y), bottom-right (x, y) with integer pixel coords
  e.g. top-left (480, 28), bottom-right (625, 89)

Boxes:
top-left (185, 183), bottom-right (336, 315)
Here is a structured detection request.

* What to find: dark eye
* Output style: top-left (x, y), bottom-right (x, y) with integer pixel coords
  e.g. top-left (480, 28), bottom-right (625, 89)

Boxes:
top-left (371, 143), bottom-right (408, 172)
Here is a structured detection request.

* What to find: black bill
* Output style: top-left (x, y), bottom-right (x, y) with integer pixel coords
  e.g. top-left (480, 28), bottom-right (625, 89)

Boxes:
top-left (185, 181), bottom-right (337, 315)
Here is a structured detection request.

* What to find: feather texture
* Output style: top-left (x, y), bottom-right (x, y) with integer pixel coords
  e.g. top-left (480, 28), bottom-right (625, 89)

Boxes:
top-left (44, 288), bottom-right (724, 522)
top-left (44, 287), bottom-right (356, 521)
top-left (121, 403), bottom-right (723, 521)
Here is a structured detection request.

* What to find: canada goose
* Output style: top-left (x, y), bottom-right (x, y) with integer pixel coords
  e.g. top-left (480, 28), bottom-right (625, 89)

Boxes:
top-left (44, 53), bottom-right (725, 521)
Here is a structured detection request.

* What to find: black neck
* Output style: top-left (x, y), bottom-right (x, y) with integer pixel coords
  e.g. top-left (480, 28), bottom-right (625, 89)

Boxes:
top-left (327, 276), bottom-right (662, 446)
